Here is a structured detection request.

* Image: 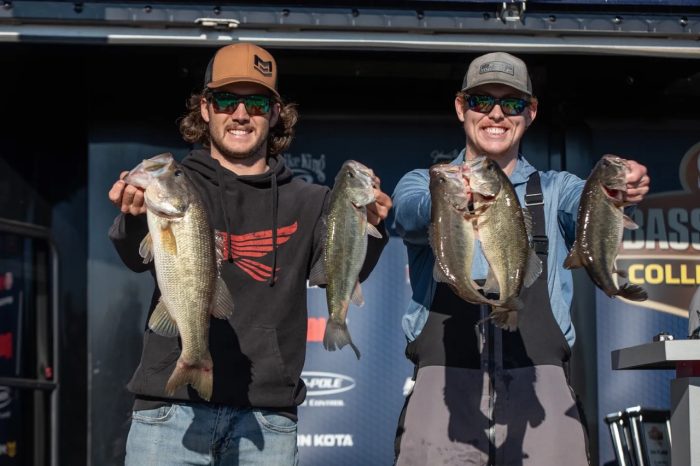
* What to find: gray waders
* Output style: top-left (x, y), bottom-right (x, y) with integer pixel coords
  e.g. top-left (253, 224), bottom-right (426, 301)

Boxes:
top-left (395, 173), bottom-right (590, 466)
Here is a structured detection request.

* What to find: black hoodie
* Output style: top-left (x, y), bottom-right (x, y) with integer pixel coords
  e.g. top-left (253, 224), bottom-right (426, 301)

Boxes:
top-left (109, 149), bottom-right (388, 413)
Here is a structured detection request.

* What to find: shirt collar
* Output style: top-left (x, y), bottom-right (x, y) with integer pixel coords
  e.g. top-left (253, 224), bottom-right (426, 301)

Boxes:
top-left (451, 149), bottom-right (537, 186)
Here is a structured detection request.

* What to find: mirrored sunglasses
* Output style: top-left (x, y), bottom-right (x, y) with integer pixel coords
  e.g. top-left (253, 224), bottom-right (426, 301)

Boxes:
top-left (465, 94), bottom-right (530, 116)
top-left (210, 92), bottom-right (272, 116)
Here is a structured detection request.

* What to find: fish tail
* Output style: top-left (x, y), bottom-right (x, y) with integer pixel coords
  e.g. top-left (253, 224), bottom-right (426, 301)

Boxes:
top-left (617, 283), bottom-right (648, 302)
top-left (490, 306), bottom-right (519, 331)
top-left (489, 296), bottom-right (522, 331)
top-left (165, 352), bottom-right (214, 401)
top-left (323, 318), bottom-right (361, 359)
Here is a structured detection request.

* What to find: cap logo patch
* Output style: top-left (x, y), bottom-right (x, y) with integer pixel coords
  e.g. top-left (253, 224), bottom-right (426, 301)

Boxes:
top-left (479, 61), bottom-right (514, 76)
top-left (254, 55), bottom-right (273, 77)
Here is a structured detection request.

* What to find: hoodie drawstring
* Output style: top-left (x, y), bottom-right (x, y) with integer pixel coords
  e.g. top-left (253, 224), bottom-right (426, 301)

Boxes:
top-left (269, 170), bottom-right (278, 286)
top-left (215, 163), bottom-right (234, 263)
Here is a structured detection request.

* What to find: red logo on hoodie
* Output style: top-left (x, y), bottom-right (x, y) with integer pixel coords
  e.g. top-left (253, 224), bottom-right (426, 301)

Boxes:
top-left (218, 222), bottom-right (298, 281)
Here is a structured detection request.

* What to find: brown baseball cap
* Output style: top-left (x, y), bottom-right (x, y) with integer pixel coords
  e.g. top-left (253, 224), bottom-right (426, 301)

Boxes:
top-left (205, 43), bottom-right (279, 97)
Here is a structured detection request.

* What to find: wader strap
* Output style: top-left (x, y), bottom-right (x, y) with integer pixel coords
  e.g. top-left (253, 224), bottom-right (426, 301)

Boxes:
top-left (525, 172), bottom-right (549, 260)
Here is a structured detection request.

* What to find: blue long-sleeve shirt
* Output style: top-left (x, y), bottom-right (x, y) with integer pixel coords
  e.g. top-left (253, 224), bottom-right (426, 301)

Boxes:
top-left (392, 151), bottom-right (585, 348)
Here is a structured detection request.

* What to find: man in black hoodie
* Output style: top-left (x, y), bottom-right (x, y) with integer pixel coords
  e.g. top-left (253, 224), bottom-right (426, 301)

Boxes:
top-left (108, 43), bottom-right (391, 465)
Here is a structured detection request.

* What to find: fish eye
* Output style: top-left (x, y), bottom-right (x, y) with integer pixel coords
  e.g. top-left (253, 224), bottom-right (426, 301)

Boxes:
top-left (174, 169), bottom-right (183, 177)
top-left (347, 171), bottom-right (355, 178)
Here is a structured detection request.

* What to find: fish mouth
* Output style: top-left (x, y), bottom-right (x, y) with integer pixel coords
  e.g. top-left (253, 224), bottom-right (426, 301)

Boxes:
top-left (125, 153), bottom-right (174, 189)
top-left (602, 186), bottom-right (625, 201)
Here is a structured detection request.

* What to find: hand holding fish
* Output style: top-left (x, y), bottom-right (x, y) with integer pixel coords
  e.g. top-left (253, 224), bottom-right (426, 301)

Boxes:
top-left (623, 160), bottom-right (650, 204)
top-left (108, 171), bottom-right (148, 216)
top-left (366, 178), bottom-right (393, 226)
top-left (564, 154), bottom-right (648, 301)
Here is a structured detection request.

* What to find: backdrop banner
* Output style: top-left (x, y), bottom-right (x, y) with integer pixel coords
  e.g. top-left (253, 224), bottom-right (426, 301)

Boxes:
top-left (597, 141), bottom-right (700, 463)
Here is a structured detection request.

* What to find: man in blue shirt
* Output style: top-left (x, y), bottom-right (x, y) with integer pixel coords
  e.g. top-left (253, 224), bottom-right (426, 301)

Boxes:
top-left (392, 52), bottom-right (649, 465)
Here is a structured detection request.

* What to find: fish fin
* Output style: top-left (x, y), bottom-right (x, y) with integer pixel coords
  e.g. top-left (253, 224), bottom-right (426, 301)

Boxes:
top-left (366, 223), bottom-right (383, 239)
top-left (308, 258), bottom-right (327, 287)
top-left (623, 214), bottom-right (640, 230)
top-left (160, 225), bottom-right (178, 255)
top-left (351, 281), bottom-right (365, 307)
top-left (617, 283), bottom-right (648, 301)
top-left (563, 245), bottom-right (583, 270)
top-left (148, 299), bottom-right (179, 337)
top-left (211, 277), bottom-right (234, 319)
top-left (215, 232), bottom-right (225, 266)
top-left (483, 268), bottom-right (499, 295)
top-left (523, 249), bottom-right (543, 288)
top-left (139, 233), bottom-right (154, 264)
top-left (522, 207), bottom-right (533, 239)
top-left (489, 306), bottom-right (519, 332)
top-left (165, 352), bottom-right (214, 401)
top-left (323, 318), bottom-right (361, 359)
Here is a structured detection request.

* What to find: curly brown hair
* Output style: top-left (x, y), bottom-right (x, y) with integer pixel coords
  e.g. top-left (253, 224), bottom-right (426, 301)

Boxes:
top-left (178, 90), bottom-right (299, 157)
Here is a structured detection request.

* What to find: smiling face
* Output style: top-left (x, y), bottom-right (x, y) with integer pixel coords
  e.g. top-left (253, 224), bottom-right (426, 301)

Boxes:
top-left (200, 82), bottom-right (280, 166)
top-left (455, 83), bottom-right (537, 166)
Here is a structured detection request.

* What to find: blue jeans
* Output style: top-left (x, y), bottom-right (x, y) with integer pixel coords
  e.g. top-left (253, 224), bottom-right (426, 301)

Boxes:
top-left (125, 402), bottom-right (298, 466)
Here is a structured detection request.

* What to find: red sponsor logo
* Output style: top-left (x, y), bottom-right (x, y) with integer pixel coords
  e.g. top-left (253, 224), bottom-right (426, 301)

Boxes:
top-left (307, 317), bottom-right (327, 342)
top-left (0, 333), bottom-right (12, 359)
top-left (0, 273), bottom-right (12, 291)
top-left (217, 222), bottom-right (298, 282)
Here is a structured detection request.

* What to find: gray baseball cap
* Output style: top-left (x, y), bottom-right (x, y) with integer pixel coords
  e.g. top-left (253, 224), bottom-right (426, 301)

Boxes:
top-left (461, 52), bottom-right (532, 96)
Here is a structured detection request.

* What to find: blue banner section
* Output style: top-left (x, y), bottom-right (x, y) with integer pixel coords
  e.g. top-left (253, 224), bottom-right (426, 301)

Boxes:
top-left (298, 239), bottom-right (413, 465)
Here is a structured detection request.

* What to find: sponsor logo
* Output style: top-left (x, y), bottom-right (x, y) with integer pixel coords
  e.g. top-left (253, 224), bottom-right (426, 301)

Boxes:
top-left (0, 296), bottom-right (13, 308)
top-left (297, 433), bottom-right (354, 447)
top-left (284, 153), bottom-right (327, 184)
top-left (217, 222), bottom-right (298, 282)
top-left (0, 272), bottom-right (12, 291)
top-left (307, 317), bottom-right (326, 342)
top-left (301, 371), bottom-right (356, 397)
top-left (619, 142), bottom-right (700, 317)
top-left (430, 149), bottom-right (460, 165)
top-left (0, 387), bottom-right (11, 420)
top-left (0, 333), bottom-right (13, 360)
top-left (479, 61), bottom-right (515, 76)
top-left (0, 441), bottom-right (16, 457)
top-left (644, 424), bottom-right (670, 456)
top-left (253, 55), bottom-right (273, 77)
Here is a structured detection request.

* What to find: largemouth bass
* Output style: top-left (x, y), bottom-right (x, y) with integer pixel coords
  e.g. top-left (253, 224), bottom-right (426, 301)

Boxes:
top-left (311, 160), bottom-right (382, 359)
top-left (125, 153), bottom-right (234, 401)
top-left (467, 156), bottom-right (542, 330)
top-left (564, 154), bottom-right (647, 301)
top-left (429, 164), bottom-right (495, 306)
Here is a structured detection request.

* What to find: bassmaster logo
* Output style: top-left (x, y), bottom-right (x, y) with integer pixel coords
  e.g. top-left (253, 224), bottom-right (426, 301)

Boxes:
top-left (618, 142), bottom-right (700, 317)
top-left (284, 153), bottom-right (326, 183)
